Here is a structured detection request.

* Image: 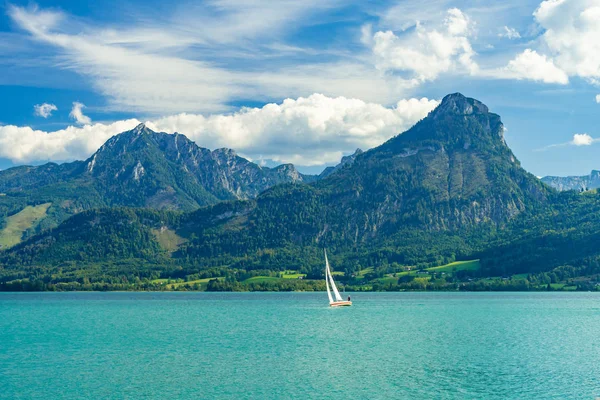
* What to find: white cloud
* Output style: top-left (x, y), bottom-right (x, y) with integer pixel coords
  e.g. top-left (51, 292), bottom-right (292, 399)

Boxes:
top-left (0, 94), bottom-right (439, 166)
top-left (150, 94), bottom-right (439, 166)
top-left (360, 24), bottom-right (373, 46)
top-left (8, 5), bottom-right (240, 114)
top-left (7, 4), bottom-right (406, 114)
top-left (33, 103), bottom-right (57, 118)
top-left (596, 94), bottom-right (600, 103)
top-left (532, 0), bottom-right (600, 83)
top-left (69, 102), bottom-right (91, 125)
top-left (445, 8), bottom-right (471, 36)
top-left (369, 8), bottom-right (478, 82)
top-left (0, 119), bottom-right (140, 163)
top-left (503, 49), bottom-right (568, 84)
top-left (572, 133), bottom-right (594, 146)
top-left (172, 0), bottom-right (343, 45)
top-left (536, 132), bottom-right (599, 151)
top-left (499, 26), bottom-right (521, 39)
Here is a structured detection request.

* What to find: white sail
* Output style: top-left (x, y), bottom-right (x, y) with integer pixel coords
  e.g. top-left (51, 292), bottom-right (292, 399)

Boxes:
top-left (325, 250), bottom-right (343, 302)
top-left (324, 252), bottom-right (334, 303)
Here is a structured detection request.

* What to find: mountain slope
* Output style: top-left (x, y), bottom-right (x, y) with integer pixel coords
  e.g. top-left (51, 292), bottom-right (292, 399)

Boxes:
top-left (0, 124), bottom-right (315, 244)
top-left (476, 190), bottom-right (600, 277)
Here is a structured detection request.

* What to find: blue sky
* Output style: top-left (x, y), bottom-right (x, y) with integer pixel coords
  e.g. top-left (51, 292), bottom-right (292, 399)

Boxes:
top-left (0, 0), bottom-right (598, 177)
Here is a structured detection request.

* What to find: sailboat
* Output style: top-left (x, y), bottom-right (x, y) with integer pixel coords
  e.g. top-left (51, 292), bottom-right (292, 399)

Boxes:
top-left (324, 250), bottom-right (352, 307)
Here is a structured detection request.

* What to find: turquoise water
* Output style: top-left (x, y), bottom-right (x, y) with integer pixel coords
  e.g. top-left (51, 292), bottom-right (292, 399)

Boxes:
top-left (1, 292), bottom-right (599, 399)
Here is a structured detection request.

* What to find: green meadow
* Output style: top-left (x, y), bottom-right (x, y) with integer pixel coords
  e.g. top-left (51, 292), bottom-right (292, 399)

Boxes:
top-left (151, 228), bottom-right (186, 252)
top-left (0, 203), bottom-right (51, 249)
top-left (426, 260), bottom-right (480, 273)
top-left (151, 277), bottom-right (221, 290)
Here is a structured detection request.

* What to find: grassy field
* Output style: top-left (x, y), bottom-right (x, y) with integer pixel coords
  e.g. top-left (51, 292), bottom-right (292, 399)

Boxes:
top-left (282, 272), bottom-right (306, 279)
top-left (243, 276), bottom-right (281, 284)
top-left (377, 276), bottom-right (401, 284)
top-left (426, 260), bottom-right (480, 273)
top-left (151, 228), bottom-right (186, 252)
top-left (0, 203), bottom-right (51, 249)
top-left (149, 260), bottom-right (483, 290)
top-left (151, 277), bottom-right (221, 289)
top-left (352, 267), bottom-right (374, 280)
top-left (376, 260), bottom-right (481, 283)
top-left (546, 283), bottom-right (577, 291)
top-left (356, 267), bottom-right (374, 277)
top-left (152, 273), bottom-right (310, 289)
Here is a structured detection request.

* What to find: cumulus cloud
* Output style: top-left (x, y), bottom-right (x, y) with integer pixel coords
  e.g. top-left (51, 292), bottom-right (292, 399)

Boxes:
top-left (503, 49), bottom-right (569, 84)
top-left (0, 94), bottom-right (439, 166)
top-left (572, 133), bottom-right (594, 146)
top-left (0, 119), bottom-right (140, 163)
top-left (532, 0), bottom-right (600, 83)
top-left (536, 132), bottom-right (599, 151)
top-left (69, 102), bottom-right (91, 125)
top-left (33, 103), bottom-right (57, 118)
top-left (369, 8), bottom-right (478, 82)
top-left (499, 26), bottom-right (521, 39)
top-left (596, 94), bottom-right (600, 103)
top-left (149, 94), bottom-right (439, 165)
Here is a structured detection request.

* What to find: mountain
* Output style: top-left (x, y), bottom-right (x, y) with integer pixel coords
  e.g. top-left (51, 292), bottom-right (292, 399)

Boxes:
top-left (0, 124), bottom-right (315, 245)
top-left (541, 170), bottom-right (600, 191)
top-left (1, 93), bottom-right (563, 287)
top-left (319, 148), bottom-right (363, 178)
top-left (80, 123), bottom-right (315, 207)
top-left (311, 93), bottom-right (549, 233)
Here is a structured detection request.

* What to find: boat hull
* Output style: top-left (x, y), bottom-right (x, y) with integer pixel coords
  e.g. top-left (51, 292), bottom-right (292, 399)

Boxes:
top-left (330, 301), bottom-right (352, 307)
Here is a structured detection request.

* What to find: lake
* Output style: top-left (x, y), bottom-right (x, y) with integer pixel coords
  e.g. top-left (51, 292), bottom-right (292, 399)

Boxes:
top-left (1, 292), bottom-right (599, 399)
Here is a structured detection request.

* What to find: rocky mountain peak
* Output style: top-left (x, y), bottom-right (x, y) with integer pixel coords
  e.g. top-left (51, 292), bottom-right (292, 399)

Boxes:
top-left (379, 93), bottom-right (505, 156)
top-left (132, 123), bottom-right (149, 135)
top-left (432, 93), bottom-right (489, 118)
top-left (319, 148), bottom-right (363, 178)
top-left (342, 148), bottom-right (363, 162)
top-left (273, 163), bottom-right (302, 181)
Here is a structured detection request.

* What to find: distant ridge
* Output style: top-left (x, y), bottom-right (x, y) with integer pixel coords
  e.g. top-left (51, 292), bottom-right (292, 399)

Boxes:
top-left (541, 170), bottom-right (600, 191)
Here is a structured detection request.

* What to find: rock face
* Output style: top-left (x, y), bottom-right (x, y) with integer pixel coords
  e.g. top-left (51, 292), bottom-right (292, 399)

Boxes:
top-left (541, 170), bottom-right (600, 192)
